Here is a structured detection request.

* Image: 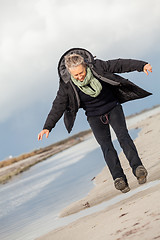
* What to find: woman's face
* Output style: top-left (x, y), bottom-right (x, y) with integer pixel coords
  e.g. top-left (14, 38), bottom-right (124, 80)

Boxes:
top-left (69, 64), bottom-right (86, 81)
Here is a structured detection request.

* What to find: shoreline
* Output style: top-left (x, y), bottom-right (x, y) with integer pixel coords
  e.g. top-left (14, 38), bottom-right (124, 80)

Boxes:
top-left (0, 130), bottom-right (92, 184)
top-left (37, 107), bottom-right (160, 240)
top-left (0, 105), bottom-right (159, 184)
top-left (57, 105), bottom-right (160, 218)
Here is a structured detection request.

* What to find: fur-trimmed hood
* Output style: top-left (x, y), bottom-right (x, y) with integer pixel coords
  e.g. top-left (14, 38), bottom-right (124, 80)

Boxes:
top-left (58, 48), bottom-right (95, 83)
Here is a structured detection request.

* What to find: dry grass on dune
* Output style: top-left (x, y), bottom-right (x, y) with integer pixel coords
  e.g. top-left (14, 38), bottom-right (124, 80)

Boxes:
top-left (0, 129), bottom-right (92, 169)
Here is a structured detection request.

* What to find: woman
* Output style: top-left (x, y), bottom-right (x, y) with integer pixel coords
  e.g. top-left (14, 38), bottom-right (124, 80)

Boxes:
top-left (38, 48), bottom-right (152, 193)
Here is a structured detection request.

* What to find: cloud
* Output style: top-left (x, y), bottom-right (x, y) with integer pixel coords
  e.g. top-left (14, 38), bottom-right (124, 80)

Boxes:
top-left (0, 0), bottom-right (160, 122)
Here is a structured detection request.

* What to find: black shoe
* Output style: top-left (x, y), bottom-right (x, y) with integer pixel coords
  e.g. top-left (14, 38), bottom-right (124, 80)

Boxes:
top-left (114, 177), bottom-right (130, 193)
top-left (135, 165), bottom-right (148, 184)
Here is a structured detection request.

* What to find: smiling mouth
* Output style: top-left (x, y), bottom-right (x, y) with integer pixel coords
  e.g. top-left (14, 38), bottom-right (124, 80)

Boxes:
top-left (79, 76), bottom-right (85, 81)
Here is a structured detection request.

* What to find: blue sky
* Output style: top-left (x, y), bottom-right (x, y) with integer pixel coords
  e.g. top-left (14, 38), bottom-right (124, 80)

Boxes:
top-left (0, 0), bottom-right (160, 160)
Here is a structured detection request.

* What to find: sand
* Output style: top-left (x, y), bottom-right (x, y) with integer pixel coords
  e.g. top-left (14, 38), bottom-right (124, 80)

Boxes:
top-left (37, 110), bottom-right (160, 240)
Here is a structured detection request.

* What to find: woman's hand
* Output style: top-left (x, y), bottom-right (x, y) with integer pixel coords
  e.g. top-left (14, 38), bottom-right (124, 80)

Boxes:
top-left (143, 64), bottom-right (152, 75)
top-left (38, 129), bottom-right (49, 141)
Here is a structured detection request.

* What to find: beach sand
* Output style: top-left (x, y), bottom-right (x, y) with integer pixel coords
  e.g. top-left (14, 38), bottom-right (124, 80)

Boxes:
top-left (37, 111), bottom-right (160, 240)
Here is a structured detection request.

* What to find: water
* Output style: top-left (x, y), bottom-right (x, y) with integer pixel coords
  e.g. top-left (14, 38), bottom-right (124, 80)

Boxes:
top-left (0, 128), bottom-right (139, 240)
top-left (1, 105), bottom-right (160, 240)
top-left (49, 179), bottom-right (160, 231)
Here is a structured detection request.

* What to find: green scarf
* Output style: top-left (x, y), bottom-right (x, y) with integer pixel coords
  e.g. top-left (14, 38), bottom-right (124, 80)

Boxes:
top-left (71, 67), bottom-right (102, 97)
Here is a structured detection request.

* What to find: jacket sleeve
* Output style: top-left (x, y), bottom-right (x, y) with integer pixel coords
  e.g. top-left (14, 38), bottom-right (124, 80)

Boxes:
top-left (97, 58), bottom-right (148, 74)
top-left (43, 81), bottom-right (68, 132)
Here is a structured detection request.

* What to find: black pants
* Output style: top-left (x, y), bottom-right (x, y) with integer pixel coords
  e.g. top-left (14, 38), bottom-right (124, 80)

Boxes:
top-left (87, 104), bottom-right (142, 184)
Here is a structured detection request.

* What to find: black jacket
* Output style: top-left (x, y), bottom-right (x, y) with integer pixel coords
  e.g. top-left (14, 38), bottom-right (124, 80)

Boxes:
top-left (43, 48), bottom-right (152, 133)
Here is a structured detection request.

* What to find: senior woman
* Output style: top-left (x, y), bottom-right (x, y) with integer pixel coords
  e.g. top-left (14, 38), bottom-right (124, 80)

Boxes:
top-left (38, 48), bottom-right (152, 193)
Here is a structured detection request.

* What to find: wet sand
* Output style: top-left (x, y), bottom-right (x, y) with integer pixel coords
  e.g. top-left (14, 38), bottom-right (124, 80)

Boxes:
top-left (37, 109), bottom-right (160, 240)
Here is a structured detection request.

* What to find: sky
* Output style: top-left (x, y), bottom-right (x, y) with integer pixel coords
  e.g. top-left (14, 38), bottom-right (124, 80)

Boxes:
top-left (0, 0), bottom-right (160, 160)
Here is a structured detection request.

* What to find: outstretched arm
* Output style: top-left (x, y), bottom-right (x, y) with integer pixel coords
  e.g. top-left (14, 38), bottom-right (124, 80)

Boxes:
top-left (37, 81), bottom-right (68, 141)
top-left (96, 58), bottom-right (148, 73)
